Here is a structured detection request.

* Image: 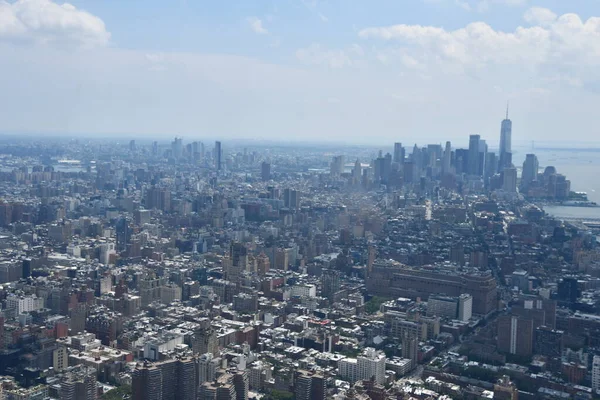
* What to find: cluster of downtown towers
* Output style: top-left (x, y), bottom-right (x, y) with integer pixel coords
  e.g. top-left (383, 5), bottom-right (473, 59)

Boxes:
top-left (362, 110), bottom-right (523, 190)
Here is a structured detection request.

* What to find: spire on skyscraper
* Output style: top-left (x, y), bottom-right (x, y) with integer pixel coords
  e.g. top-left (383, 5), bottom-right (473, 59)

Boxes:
top-left (505, 101), bottom-right (509, 120)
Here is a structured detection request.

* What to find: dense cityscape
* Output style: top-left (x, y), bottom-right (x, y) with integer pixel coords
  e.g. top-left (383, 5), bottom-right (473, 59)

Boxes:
top-left (0, 110), bottom-right (598, 400)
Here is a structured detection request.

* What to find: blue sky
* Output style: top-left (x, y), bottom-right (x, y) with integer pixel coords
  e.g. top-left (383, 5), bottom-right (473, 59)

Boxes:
top-left (1, 0), bottom-right (600, 146)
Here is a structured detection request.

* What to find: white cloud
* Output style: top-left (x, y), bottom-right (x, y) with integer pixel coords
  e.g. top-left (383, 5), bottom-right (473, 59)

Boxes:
top-left (358, 8), bottom-right (600, 76)
top-left (524, 7), bottom-right (557, 26)
top-left (247, 17), bottom-right (268, 35)
top-left (0, 0), bottom-right (110, 47)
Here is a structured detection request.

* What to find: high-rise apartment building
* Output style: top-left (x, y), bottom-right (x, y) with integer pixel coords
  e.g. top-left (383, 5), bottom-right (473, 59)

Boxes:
top-left (357, 348), bottom-right (386, 384)
top-left (199, 373), bottom-right (237, 400)
top-left (592, 355), bottom-right (600, 391)
top-left (116, 217), bottom-right (131, 253)
top-left (338, 348), bottom-right (386, 385)
top-left (534, 326), bottom-right (563, 358)
top-left (283, 189), bottom-right (300, 209)
top-left (294, 370), bottom-right (325, 400)
top-left (338, 358), bottom-right (358, 383)
top-left (322, 269), bottom-right (341, 301)
top-left (256, 252), bottom-right (270, 275)
top-left (131, 363), bottom-right (162, 400)
top-left (497, 315), bottom-right (533, 357)
top-left (558, 277), bottom-right (580, 304)
top-left (192, 319), bottom-right (219, 356)
top-left (387, 317), bottom-right (421, 365)
top-left (198, 353), bottom-right (221, 384)
top-left (233, 370), bottom-right (249, 400)
top-left (59, 366), bottom-right (98, 400)
top-left (145, 186), bottom-right (171, 212)
top-left (132, 358), bottom-right (198, 400)
top-left (458, 294), bottom-right (473, 321)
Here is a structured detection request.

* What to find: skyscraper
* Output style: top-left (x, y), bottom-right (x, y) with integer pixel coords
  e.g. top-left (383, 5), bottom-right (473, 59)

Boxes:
top-left (478, 139), bottom-right (488, 176)
top-left (352, 159), bottom-right (361, 184)
top-left (454, 148), bottom-right (469, 175)
top-left (521, 154), bottom-right (539, 189)
top-left (442, 141), bottom-right (452, 176)
top-left (468, 135), bottom-right (481, 176)
top-left (172, 137), bottom-right (183, 159)
top-left (499, 104), bottom-right (512, 171)
top-left (385, 152), bottom-right (392, 176)
top-left (503, 168), bottom-right (517, 193)
top-left (283, 189), bottom-right (300, 209)
top-left (427, 144), bottom-right (442, 169)
top-left (374, 156), bottom-right (385, 184)
top-left (215, 141), bottom-right (222, 171)
top-left (116, 217), bottom-right (131, 253)
top-left (330, 155), bottom-right (344, 175)
top-left (393, 142), bottom-right (404, 164)
top-left (485, 152), bottom-right (497, 179)
top-left (411, 144), bottom-right (421, 171)
top-left (261, 162), bottom-right (271, 181)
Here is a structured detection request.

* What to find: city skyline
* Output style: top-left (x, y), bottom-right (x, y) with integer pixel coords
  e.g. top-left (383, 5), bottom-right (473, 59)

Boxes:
top-left (0, 123), bottom-right (597, 399)
top-left (1, 0), bottom-right (600, 142)
top-left (2, 1), bottom-right (600, 398)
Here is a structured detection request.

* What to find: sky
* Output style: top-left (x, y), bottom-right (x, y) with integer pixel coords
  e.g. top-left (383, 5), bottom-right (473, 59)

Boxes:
top-left (1, 0), bottom-right (600, 146)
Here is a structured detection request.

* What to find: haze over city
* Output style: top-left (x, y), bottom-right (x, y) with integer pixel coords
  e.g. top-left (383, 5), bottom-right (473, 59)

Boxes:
top-left (2, 0), bottom-right (600, 143)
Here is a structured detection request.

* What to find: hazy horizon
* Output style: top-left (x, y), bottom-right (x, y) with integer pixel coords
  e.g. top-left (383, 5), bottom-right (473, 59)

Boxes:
top-left (3, 131), bottom-right (600, 150)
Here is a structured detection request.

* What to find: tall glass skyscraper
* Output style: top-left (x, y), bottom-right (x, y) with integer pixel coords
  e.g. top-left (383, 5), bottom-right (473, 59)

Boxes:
top-left (499, 104), bottom-right (512, 171)
top-left (214, 141), bottom-right (222, 171)
top-left (468, 134), bottom-right (481, 176)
